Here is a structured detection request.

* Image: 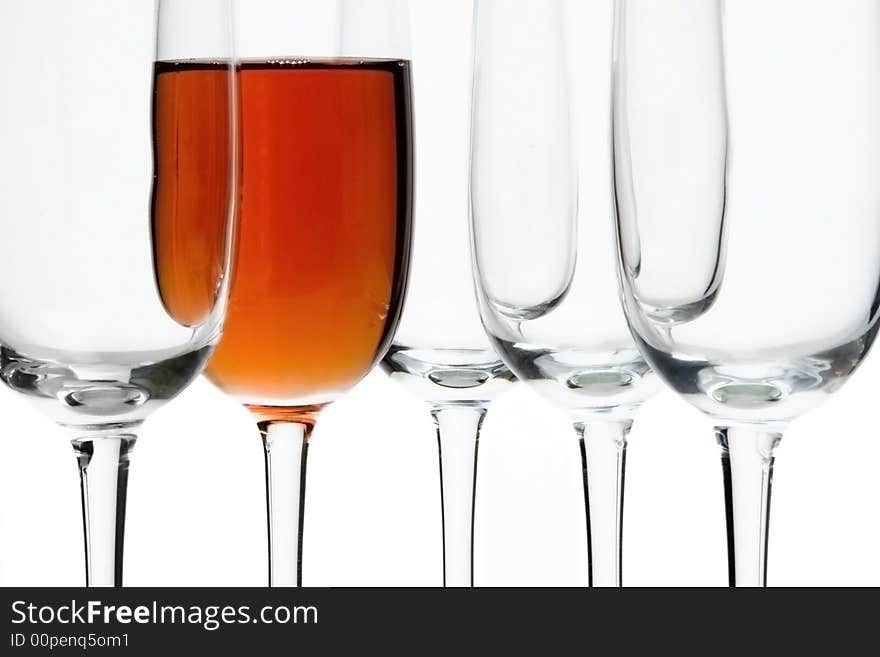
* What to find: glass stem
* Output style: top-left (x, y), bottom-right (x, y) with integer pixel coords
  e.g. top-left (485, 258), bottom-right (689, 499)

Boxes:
top-left (573, 419), bottom-right (631, 587)
top-left (259, 420), bottom-right (312, 587)
top-left (432, 405), bottom-right (486, 587)
top-left (716, 426), bottom-right (783, 587)
top-left (71, 432), bottom-right (138, 587)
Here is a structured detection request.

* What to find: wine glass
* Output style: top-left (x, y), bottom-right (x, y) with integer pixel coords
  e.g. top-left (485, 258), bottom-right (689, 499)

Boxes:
top-left (380, 0), bottom-right (515, 588)
top-left (209, 0), bottom-right (413, 586)
top-left (470, 0), bottom-right (657, 586)
top-left (0, 0), bottom-right (237, 586)
top-left (613, 0), bottom-right (880, 586)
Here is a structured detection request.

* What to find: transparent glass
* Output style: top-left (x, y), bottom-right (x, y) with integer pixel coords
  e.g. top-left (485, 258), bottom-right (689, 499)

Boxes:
top-left (613, 0), bottom-right (880, 586)
top-left (212, 0), bottom-right (413, 586)
top-left (379, 0), bottom-right (515, 588)
top-left (470, 0), bottom-right (657, 587)
top-left (0, 0), bottom-right (237, 586)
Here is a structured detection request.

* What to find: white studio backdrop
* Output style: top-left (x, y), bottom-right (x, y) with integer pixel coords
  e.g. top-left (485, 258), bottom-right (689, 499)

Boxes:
top-left (1, 352), bottom-right (879, 587)
top-left (1, 0), bottom-right (879, 587)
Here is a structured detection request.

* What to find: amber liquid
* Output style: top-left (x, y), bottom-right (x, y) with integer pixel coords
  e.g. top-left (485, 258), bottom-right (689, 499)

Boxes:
top-left (160, 59), bottom-right (413, 407)
top-left (151, 61), bottom-right (233, 327)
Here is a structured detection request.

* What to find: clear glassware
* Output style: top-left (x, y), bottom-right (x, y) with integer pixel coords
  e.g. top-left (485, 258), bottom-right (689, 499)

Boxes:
top-left (470, 0), bottom-right (657, 587)
top-left (380, 0), bottom-right (515, 588)
top-left (0, 0), bottom-right (237, 586)
top-left (210, 0), bottom-right (413, 586)
top-left (613, 0), bottom-right (880, 586)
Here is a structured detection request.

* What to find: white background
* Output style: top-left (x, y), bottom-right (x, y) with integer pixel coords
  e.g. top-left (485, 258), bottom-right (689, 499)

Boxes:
top-left (2, 0), bottom-right (879, 588)
top-left (1, 355), bottom-right (879, 588)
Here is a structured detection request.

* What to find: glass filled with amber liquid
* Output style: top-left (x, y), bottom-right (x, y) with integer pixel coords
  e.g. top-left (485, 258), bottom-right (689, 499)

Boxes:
top-left (154, 0), bottom-right (413, 585)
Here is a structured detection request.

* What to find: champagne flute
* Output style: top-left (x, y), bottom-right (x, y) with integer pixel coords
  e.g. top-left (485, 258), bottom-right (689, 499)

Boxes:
top-left (209, 0), bottom-right (413, 586)
top-left (470, 0), bottom-right (657, 587)
top-left (380, 0), bottom-right (515, 588)
top-left (0, 0), bottom-right (237, 585)
top-left (613, 0), bottom-right (880, 585)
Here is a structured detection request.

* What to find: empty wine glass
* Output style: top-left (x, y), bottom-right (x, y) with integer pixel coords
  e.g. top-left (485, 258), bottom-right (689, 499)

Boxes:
top-left (379, 0), bottom-right (515, 588)
top-left (207, 0), bottom-right (413, 586)
top-left (0, 0), bottom-right (237, 585)
top-left (613, 0), bottom-right (880, 585)
top-left (470, 0), bottom-right (657, 586)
